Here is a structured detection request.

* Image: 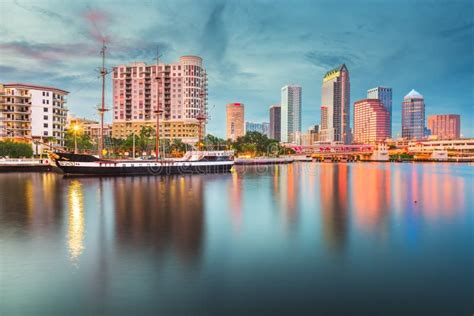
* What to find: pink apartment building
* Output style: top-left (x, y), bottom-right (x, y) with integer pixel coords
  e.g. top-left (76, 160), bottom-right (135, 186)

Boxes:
top-left (111, 56), bottom-right (207, 140)
top-left (353, 99), bottom-right (390, 144)
top-left (427, 114), bottom-right (460, 140)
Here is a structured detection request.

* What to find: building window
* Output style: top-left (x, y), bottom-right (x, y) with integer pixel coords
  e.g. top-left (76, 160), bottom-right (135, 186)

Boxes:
top-left (44, 131), bottom-right (48, 136)
top-left (44, 123), bottom-right (48, 128)
top-left (44, 115), bottom-right (48, 120)
top-left (43, 107), bottom-right (48, 112)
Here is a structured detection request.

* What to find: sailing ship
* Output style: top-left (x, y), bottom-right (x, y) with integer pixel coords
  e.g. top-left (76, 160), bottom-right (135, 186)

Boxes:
top-left (52, 42), bottom-right (234, 176)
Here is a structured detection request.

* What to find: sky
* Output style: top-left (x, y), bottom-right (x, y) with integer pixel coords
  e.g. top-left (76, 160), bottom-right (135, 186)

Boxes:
top-left (0, 0), bottom-right (473, 138)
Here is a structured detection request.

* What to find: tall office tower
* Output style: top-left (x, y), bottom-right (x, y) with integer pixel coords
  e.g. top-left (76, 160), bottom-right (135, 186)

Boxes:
top-left (281, 85), bottom-right (302, 143)
top-left (0, 83), bottom-right (68, 147)
top-left (427, 114), bottom-right (461, 140)
top-left (226, 103), bottom-right (244, 141)
top-left (402, 89), bottom-right (425, 140)
top-left (111, 56), bottom-right (207, 143)
top-left (320, 64), bottom-right (350, 144)
top-left (269, 105), bottom-right (281, 141)
top-left (353, 99), bottom-right (390, 144)
top-left (367, 87), bottom-right (392, 137)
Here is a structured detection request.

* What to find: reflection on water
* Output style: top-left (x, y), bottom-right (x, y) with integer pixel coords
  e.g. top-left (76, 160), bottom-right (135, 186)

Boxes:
top-left (67, 180), bottom-right (85, 265)
top-left (0, 163), bottom-right (472, 315)
top-left (112, 176), bottom-right (204, 265)
top-left (320, 163), bottom-right (349, 250)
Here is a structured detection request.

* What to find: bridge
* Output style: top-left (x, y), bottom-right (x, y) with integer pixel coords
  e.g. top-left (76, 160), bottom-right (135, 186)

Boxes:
top-left (283, 144), bottom-right (388, 162)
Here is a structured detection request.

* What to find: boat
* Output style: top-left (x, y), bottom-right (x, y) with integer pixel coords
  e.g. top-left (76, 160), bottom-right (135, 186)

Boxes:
top-left (0, 158), bottom-right (54, 172)
top-left (51, 151), bottom-right (234, 176)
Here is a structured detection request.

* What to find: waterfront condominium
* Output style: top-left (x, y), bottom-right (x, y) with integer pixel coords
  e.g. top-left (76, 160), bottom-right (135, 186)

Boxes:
top-left (269, 105), bottom-right (281, 141)
top-left (111, 56), bottom-right (207, 143)
top-left (402, 89), bottom-right (425, 140)
top-left (427, 114), bottom-right (461, 140)
top-left (281, 85), bottom-right (302, 143)
top-left (245, 121), bottom-right (270, 137)
top-left (226, 103), bottom-right (244, 141)
top-left (320, 64), bottom-right (351, 144)
top-left (0, 83), bottom-right (68, 149)
top-left (353, 99), bottom-right (390, 144)
top-left (367, 87), bottom-right (392, 138)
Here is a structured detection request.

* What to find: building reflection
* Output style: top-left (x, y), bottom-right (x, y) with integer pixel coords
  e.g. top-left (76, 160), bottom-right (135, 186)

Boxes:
top-left (352, 164), bottom-right (390, 235)
top-left (112, 175), bottom-right (204, 266)
top-left (283, 164), bottom-right (298, 229)
top-left (319, 164), bottom-right (349, 251)
top-left (229, 171), bottom-right (243, 231)
top-left (0, 173), bottom-right (64, 235)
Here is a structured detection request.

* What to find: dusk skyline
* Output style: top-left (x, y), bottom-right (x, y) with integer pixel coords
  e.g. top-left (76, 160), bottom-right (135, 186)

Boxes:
top-left (0, 0), bottom-right (472, 138)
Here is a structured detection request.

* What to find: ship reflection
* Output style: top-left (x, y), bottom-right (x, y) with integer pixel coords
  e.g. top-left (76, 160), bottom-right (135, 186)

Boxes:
top-left (0, 173), bottom-right (64, 235)
top-left (67, 180), bottom-right (85, 265)
top-left (112, 175), bottom-right (205, 267)
top-left (319, 164), bottom-right (350, 251)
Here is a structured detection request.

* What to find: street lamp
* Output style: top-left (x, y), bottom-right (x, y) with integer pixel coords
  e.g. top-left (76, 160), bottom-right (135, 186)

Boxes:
top-left (73, 124), bottom-right (81, 154)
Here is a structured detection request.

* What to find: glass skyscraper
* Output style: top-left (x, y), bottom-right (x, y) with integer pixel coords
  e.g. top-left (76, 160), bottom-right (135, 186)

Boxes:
top-left (402, 89), bottom-right (425, 140)
top-left (281, 85), bottom-right (302, 143)
top-left (269, 105), bottom-right (281, 141)
top-left (367, 87), bottom-right (392, 138)
top-left (320, 64), bottom-right (350, 144)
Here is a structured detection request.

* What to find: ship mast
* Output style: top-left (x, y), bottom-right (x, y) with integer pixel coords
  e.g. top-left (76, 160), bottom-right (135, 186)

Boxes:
top-left (98, 40), bottom-right (109, 158)
top-left (196, 90), bottom-right (208, 150)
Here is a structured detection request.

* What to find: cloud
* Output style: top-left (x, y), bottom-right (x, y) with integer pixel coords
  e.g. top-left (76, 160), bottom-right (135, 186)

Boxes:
top-left (0, 41), bottom-right (96, 64)
top-left (200, 2), bottom-right (227, 62)
top-left (304, 51), bottom-right (358, 69)
top-left (0, 65), bottom-right (17, 74)
top-left (440, 22), bottom-right (473, 38)
top-left (13, 0), bottom-right (71, 25)
top-left (82, 8), bottom-right (112, 43)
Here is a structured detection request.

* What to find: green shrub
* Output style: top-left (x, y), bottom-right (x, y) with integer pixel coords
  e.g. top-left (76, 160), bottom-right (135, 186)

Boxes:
top-left (0, 141), bottom-right (33, 158)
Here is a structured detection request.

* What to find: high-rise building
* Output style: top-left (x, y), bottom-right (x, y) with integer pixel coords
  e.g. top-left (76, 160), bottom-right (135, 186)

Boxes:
top-left (226, 103), bottom-right (244, 141)
top-left (353, 99), bottom-right (390, 144)
top-left (0, 83), bottom-right (68, 147)
top-left (320, 64), bottom-right (350, 144)
top-left (269, 105), bottom-right (281, 141)
top-left (367, 87), bottom-right (392, 137)
top-left (299, 125), bottom-right (321, 145)
top-left (427, 114), bottom-right (461, 140)
top-left (245, 121), bottom-right (270, 136)
top-left (111, 56), bottom-right (207, 142)
top-left (281, 85), bottom-right (302, 143)
top-left (402, 89), bottom-right (425, 140)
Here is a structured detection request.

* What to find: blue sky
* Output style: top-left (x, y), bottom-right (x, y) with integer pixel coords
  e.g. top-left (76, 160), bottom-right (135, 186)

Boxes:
top-left (1, 0), bottom-right (473, 138)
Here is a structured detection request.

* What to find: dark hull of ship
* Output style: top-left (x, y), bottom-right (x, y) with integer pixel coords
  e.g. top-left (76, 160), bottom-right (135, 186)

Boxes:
top-left (57, 163), bottom-right (233, 176)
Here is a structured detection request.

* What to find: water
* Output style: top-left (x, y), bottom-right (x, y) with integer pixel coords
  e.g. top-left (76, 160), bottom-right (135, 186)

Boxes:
top-left (0, 163), bottom-right (472, 315)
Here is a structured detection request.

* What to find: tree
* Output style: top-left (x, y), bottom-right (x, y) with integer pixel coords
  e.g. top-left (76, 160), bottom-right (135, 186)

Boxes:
top-left (0, 141), bottom-right (33, 158)
top-left (230, 131), bottom-right (284, 157)
top-left (202, 134), bottom-right (227, 150)
top-left (64, 129), bottom-right (94, 153)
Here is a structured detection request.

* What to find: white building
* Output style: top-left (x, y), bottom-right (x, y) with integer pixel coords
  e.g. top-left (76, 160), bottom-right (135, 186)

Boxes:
top-left (281, 85), bottom-right (302, 143)
top-left (408, 139), bottom-right (474, 152)
top-left (0, 83), bottom-right (68, 148)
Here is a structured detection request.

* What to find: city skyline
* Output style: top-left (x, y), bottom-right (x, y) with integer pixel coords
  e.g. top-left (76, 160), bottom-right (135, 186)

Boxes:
top-left (0, 0), bottom-right (472, 138)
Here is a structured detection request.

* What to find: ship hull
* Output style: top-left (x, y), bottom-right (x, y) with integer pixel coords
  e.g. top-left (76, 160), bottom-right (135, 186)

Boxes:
top-left (56, 161), bottom-right (233, 176)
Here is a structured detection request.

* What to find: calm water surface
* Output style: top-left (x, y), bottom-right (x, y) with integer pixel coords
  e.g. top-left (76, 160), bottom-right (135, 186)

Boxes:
top-left (0, 163), bottom-right (473, 315)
